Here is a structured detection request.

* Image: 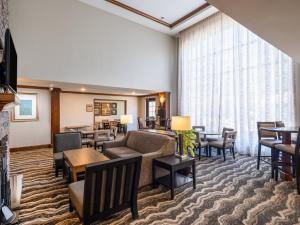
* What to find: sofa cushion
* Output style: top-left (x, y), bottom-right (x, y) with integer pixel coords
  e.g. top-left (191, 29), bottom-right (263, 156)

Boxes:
top-left (69, 180), bottom-right (84, 218)
top-left (104, 146), bottom-right (140, 159)
top-left (126, 131), bottom-right (171, 154)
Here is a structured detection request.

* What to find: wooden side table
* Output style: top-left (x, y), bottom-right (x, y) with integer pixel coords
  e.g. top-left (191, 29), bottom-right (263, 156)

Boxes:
top-left (152, 155), bottom-right (196, 200)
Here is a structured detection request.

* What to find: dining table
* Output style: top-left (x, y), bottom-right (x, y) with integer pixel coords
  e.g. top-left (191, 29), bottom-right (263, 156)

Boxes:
top-left (260, 126), bottom-right (298, 181)
top-left (63, 148), bottom-right (109, 182)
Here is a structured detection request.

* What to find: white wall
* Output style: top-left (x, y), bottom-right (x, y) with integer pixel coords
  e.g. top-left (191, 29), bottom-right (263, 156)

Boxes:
top-left (9, 88), bottom-right (51, 148)
top-left (60, 93), bottom-right (138, 131)
top-left (8, 0), bottom-right (177, 93)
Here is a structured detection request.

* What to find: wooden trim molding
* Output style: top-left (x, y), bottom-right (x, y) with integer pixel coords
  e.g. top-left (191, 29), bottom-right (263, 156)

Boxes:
top-left (170, 3), bottom-right (211, 28)
top-left (18, 85), bottom-right (50, 90)
top-left (105, 0), bottom-right (170, 27)
top-left (0, 93), bottom-right (15, 111)
top-left (51, 88), bottom-right (61, 144)
top-left (61, 90), bottom-right (137, 97)
top-left (105, 0), bottom-right (210, 28)
top-left (10, 144), bottom-right (52, 152)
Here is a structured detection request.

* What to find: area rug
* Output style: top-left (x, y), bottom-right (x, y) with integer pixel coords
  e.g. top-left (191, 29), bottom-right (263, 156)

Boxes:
top-left (10, 149), bottom-right (300, 225)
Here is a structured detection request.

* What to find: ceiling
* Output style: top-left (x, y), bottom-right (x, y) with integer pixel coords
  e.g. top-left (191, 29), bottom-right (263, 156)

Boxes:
top-left (77, 0), bottom-right (218, 35)
top-left (18, 78), bottom-right (157, 96)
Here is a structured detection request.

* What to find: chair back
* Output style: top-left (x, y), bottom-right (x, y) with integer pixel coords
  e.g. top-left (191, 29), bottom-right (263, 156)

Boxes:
top-left (275, 121), bottom-right (285, 140)
top-left (221, 127), bottom-right (234, 137)
top-left (193, 131), bottom-right (201, 145)
top-left (223, 130), bottom-right (237, 147)
top-left (295, 127), bottom-right (300, 156)
top-left (53, 132), bottom-right (82, 153)
top-left (110, 126), bottom-right (118, 139)
top-left (83, 155), bottom-right (142, 223)
top-left (257, 122), bottom-right (277, 140)
top-left (94, 130), bottom-right (110, 141)
top-left (192, 126), bottom-right (205, 132)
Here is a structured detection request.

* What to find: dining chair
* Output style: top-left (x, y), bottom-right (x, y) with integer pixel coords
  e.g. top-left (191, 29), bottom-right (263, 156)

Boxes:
top-left (102, 120), bottom-right (110, 129)
top-left (193, 131), bottom-right (209, 160)
top-left (257, 122), bottom-right (281, 170)
top-left (208, 130), bottom-right (237, 161)
top-left (274, 127), bottom-right (300, 194)
top-left (110, 126), bottom-right (118, 140)
top-left (69, 155), bottom-right (142, 225)
top-left (53, 132), bottom-right (82, 177)
top-left (138, 117), bottom-right (147, 129)
top-left (91, 130), bottom-right (111, 150)
top-left (192, 125), bottom-right (206, 140)
top-left (165, 118), bottom-right (171, 131)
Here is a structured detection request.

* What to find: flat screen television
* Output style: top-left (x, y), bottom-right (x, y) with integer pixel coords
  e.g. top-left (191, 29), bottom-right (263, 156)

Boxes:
top-left (0, 28), bottom-right (17, 93)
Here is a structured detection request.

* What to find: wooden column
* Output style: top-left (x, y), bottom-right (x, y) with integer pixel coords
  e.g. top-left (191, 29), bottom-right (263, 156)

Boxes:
top-left (158, 92), bottom-right (171, 126)
top-left (51, 88), bottom-right (61, 144)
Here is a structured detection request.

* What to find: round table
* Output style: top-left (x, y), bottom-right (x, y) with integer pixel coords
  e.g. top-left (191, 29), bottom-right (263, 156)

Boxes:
top-left (260, 126), bottom-right (299, 181)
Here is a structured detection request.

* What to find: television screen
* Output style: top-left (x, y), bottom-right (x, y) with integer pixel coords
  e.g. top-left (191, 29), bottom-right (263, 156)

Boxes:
top-left (4, 29), bottom-right (17, 93)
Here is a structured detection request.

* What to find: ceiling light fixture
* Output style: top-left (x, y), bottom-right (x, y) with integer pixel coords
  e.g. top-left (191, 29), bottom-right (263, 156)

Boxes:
top-left (131, 91), bottom-right (136, 95)
top-left (81, 88), bottom-right (86, 92)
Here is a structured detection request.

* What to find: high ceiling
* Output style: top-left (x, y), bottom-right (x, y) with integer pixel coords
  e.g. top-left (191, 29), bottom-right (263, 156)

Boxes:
top-left (78, 0), bottom-right (218, 35)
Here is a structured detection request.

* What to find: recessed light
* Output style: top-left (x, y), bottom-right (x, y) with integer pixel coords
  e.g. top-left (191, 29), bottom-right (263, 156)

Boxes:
top-left (81, 88), bottom-right (86, 92)
top-left (132, 91), bottom-right (136, 95)
top-left (160, 16), bottom-right (165, 20)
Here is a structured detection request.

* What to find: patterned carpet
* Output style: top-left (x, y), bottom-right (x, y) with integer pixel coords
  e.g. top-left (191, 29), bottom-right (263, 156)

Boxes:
top-left (9, 148), bottom-right (300, 225)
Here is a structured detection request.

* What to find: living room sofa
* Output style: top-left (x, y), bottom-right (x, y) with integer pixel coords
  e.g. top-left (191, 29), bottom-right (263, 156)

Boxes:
top-left (103, 130), bottom-right (176, 187)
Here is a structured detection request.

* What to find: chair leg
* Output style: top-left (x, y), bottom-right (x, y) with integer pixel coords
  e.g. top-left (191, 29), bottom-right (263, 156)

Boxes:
top-left (294, 156), bottom-right (300, 194)
top-left (198, 147), bottom-right (201, 160)
top-left (209, 146), bottom-right (212, 157)
top-left (222, 148), bottom-right (226, 161)
top-left (271, 148), bottom-right (275, 179)
top-left (275, 150), bottom-right (279, 181)
top-left (131, 200), bottom-right (139, 219)
top-left (257, 143), bottom-right (261, 170)
top-left (292, 155), bottom-right (296, 178)
top-left (55, 168), bottom-right (58, 177)
top-left (232, 147), bottom-right (235, 160)
top-left (206, 146), bottom-right (209, 157)
top-left (69, 198), bottom-right (73, 212)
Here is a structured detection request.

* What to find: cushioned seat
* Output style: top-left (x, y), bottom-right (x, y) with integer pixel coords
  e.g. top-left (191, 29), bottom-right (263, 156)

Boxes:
top-left (209, 140), bottom-right (233, 149)
top-left (260, 139), bottom-right (282, 147)
top-left (104, 146), bottom-right (140, 159)
top-left (200, 141), bottom-right (209, 147)
top-left (53, 152), bottom-right (63, 160)
top-left (275, 144), bottom-right (296, 155)
top-left (69, 180), bottom-right (84, 218)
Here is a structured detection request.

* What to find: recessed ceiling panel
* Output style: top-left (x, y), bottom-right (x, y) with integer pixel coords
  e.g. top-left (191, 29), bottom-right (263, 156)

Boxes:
top-left (118, 0), bottom-right (207, 24)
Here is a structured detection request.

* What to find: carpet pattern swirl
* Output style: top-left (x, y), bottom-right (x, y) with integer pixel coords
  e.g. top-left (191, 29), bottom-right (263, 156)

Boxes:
top-left (10, 148), bottom-right (300, 225)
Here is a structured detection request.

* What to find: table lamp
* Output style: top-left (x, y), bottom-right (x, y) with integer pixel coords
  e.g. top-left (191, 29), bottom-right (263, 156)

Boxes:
top-left (120, 114), bottom-right (133, 134)
top-left (171, 116), bottom-right (191, 158)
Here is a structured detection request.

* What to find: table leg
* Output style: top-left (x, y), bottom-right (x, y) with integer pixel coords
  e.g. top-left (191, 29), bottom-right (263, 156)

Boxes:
top-left (192, 161), bottom-right (196, 189)
top-left (72, 168), bottom-right (77, 182)
top-left (152, 162), bottom-right (157, 188)
top-left (280, 132), bottom-right (293, 181)
top-left (170, 169), bottom-right (175, 200)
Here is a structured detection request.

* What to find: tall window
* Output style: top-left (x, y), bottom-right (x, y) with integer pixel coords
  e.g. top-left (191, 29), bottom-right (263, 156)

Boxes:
top-left (147, 99), bottom-right (156, 118)
top-left (178, 12), bottom-right (295, 155)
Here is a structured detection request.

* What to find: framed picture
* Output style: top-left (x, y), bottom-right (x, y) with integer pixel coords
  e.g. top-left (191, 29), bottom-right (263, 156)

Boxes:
top-left (111, 108), bottom-right (117, 115)
top-left (111, 103), bottom-right (117, 109)
top-left (12, 93), bottom-right (38, 122)
top-left (86, 104), bottom-right (93, 112)
top-left (100, 103), bottom-right (111, 116)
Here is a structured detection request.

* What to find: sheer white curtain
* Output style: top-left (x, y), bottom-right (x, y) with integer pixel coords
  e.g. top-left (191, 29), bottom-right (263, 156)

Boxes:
top-left (178, 12), bottom-right (296, 155)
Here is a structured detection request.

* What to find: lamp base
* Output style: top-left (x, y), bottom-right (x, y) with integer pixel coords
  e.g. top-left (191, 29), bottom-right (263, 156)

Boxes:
top-left (175, 154), bottom-right (188, 160)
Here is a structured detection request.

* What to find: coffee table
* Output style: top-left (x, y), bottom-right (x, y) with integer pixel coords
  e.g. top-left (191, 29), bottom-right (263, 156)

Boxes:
top-left (63, 148), bottom-right (109, 182)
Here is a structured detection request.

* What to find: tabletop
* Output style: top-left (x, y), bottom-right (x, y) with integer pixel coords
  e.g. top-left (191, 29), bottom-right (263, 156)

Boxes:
top-left (65, 125), bottom-right (90, 130)
top-left (154, 155), bottom-right (194, 166)
top-left (260, 127), bottom-right (299, 133)
top-left (142, 129), bottom-right (176, 137)
top-left (63, 148), bottom-right (109, 168)
top-left (198, 131), bottom-right (220, 136)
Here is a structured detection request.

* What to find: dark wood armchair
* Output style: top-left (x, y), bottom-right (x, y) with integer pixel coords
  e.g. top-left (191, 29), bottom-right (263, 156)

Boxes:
top-left (69, 155), bottom-right (142, 225)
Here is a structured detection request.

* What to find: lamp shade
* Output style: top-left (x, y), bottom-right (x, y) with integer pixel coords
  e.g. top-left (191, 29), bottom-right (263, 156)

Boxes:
top-left (120, 114), bottom-right (133, 124)
top-left (171, 116), bottom-right (191, 131)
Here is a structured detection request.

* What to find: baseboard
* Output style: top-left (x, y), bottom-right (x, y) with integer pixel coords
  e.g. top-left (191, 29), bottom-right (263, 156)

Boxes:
top-left (10, 144), bottom-right (52, 152)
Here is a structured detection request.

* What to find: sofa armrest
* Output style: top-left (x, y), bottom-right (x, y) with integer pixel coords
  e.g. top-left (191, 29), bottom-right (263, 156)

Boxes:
top-left (103, 140), bottom-right (125, 149)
